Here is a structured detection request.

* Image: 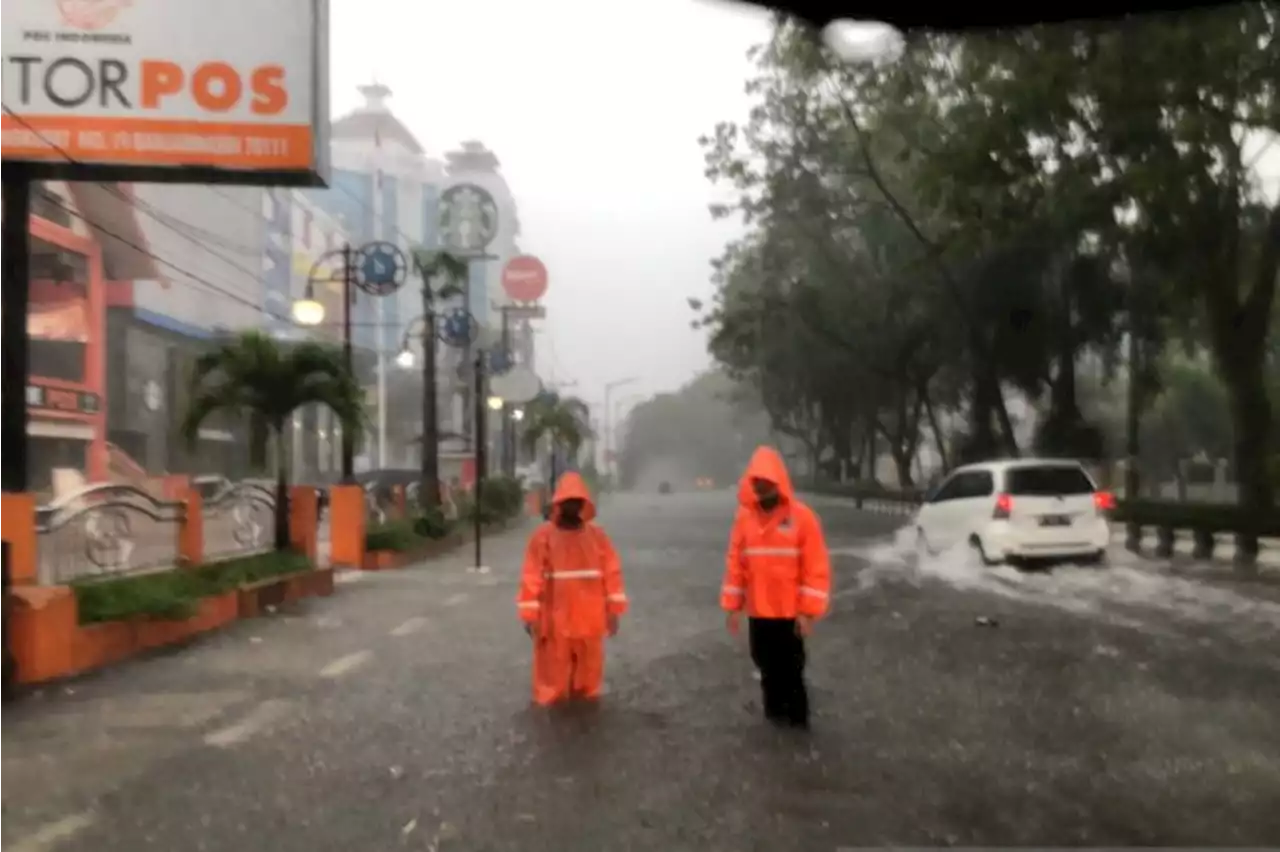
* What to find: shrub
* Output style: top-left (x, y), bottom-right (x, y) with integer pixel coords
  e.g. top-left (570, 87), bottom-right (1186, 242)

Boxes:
top-left (481, 476), bottom-right (524, 520)
top-left (74, 550), bottom-right (311, 624)
top-left (413, 507), bottom-right (453, 540)
top-left (74, 572), bottom-right (200, 623)
top-left (365, 519), bottom-right (421, 553)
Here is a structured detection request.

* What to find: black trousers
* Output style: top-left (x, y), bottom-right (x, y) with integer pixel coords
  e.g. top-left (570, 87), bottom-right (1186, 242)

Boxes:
top-left (748, 617), bottom-right (809, 727)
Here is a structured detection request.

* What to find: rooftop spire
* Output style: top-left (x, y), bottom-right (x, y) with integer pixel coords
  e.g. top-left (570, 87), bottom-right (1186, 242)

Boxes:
top-left (358, 81), bottom-right (392, 112)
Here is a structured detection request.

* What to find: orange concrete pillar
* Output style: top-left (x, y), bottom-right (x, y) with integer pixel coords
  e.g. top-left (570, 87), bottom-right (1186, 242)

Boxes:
top-left (289, 486), bottom-right (318, 563)
top-left (2, 492), bottom-right (39, 585)
top-left (10, 586), bottom-right (78, 684)
top-left (328, 484), bottom-right (366, 570)
top-left (178, 489), bottom-right (204, 566)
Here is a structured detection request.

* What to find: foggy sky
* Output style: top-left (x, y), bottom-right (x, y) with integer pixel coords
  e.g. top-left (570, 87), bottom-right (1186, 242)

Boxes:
top-left (330, 0), bottom-right (772, 410)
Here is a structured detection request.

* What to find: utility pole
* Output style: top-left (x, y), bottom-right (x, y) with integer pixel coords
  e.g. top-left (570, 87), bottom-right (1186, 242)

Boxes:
top-left (1, 166), bottom-right (32, 702)
top-left (473, 348), bottom-right (487, 570)
top-left (340, 244), bottom-right (357, 483)
top-left (603, 377), bottom-right (637, 485)
top-left (499, 305), bottom-right (513, 476)
top-left (418, 285), bottom-right (441, 510)
top-left (2, 170), bottom-right (32, 494)
top-left (1124, 272), bottom-right (1141, 503)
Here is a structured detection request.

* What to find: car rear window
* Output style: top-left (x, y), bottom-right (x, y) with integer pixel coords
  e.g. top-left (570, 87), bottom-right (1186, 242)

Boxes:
top-left (1005, 465), bottom-right (1094, 496)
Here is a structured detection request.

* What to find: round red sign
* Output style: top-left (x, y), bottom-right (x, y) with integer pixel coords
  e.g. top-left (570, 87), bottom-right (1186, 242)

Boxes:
top-left (501, 255), bottom-right (548, 303)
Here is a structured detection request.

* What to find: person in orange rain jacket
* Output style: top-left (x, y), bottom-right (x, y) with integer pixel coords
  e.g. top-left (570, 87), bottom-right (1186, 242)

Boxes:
top-left (517, 472), bottom-right (628, 706)
top-left (722, 446), bottom-right (832, 729)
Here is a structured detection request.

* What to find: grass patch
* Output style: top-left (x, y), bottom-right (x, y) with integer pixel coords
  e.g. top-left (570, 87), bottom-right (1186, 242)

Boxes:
top-left (73, 550), bottom-right (312, 624)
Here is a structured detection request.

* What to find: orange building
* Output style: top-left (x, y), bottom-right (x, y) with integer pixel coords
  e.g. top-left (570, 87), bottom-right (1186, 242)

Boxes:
top-left (25, 194), bottom-right (108, 491)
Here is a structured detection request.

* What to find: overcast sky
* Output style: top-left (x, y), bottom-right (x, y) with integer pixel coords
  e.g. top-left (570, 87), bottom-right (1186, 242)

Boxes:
top-left (329, 0), bottom-right (773, 413)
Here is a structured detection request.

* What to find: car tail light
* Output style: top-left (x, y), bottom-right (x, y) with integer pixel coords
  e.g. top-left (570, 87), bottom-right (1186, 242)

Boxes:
top-left (1094, 491), bottom-right (1116, 513)
top-left (992, 493), bottom-right (1013, 519)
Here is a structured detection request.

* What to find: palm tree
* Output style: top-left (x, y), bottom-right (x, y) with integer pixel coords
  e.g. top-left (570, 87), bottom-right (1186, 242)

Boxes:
top-left (521, 395), bottom-right (593, 492)
top-left (180, 331), bottom-right (365, 551)
top-left (411, 249), bottom-right (468, 512)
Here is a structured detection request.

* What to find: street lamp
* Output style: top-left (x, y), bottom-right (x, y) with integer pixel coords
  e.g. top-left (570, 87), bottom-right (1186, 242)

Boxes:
top-left (512, 407), bottom-right (524, 422)
top-left (290, 243), bottom-right (408, 481)
top-left (487, 395), bottom-right (504, 411)
top-left (394, 347), bottom-right (415, 369)
top-left (603, 377), bottom-right (638, 483)
top-left (291, 283), bottom-right (325, 327)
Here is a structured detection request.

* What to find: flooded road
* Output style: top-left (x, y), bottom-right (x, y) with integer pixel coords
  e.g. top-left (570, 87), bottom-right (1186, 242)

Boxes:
top-left (4, 490), bottom-right (1279, 850)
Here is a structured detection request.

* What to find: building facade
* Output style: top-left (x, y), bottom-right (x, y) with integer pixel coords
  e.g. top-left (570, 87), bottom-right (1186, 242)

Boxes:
top-left (23, 84), bottom-right (528, 492)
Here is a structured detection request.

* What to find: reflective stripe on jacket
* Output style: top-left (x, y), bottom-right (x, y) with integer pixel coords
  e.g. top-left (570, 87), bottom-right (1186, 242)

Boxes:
top-left (721, 446), bottom-right (831, 619)
top-left (517, 472), bottom-right (628, 639)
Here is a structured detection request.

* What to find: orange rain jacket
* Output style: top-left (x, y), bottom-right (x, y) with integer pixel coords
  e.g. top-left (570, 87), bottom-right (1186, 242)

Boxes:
top-left (517, 473), bottom-right (628, 639)
top-left (721, 447), bottom-right (832, 620)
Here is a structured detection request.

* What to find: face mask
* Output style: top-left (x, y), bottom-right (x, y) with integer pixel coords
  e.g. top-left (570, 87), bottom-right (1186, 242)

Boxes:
top-left (758, 494), bottom-right (780, 511)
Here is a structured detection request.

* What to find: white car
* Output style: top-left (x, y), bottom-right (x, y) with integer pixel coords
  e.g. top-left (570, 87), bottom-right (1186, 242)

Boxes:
top-left (912, 459), bottom-right (1114, 565)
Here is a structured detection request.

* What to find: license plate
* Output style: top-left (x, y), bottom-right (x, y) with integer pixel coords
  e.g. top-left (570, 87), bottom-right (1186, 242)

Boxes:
top-left (1040, 514), bottom-right (1071, 527)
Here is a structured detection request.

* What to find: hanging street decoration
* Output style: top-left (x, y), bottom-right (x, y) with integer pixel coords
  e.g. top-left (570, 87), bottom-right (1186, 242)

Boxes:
top-left (353, 241), bottom-right (408, 296)
top-left (437, 307), bottom-right (479, 348)
top-left (488, 347), bottom-right (513, 376)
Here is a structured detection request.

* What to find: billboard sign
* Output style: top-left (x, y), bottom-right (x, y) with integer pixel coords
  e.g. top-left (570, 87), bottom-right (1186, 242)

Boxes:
top-left (501, 255), bottom-right (548, 303)
top-left (0, 0), bottom-right (331, 186)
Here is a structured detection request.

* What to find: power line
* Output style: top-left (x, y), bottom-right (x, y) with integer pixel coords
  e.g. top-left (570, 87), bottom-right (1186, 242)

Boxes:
top-left (3, 105), bottom-right (288, 319)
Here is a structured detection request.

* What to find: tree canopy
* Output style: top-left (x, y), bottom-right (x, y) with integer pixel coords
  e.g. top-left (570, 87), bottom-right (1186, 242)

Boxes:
top-left (697, 5), bottom-right (1279, 508)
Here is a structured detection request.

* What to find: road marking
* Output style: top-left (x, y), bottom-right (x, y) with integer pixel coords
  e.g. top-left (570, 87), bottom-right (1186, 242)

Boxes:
top-left (204, 699), bottom-right (292, 748)
top-left (390, 616), bottom-right (427, 637)
top-left (319, 650), bottom-right (373, 678)
top-left (8, 811), bottom-right (97, 852)
top-left (335, 570), bottom-right (366, 585)
top-left (443, 592), bottom-right (469, 606)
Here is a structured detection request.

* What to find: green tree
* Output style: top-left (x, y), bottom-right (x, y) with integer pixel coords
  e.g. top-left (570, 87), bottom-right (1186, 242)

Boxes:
top-left (181, 331), bottom-right (365, 551)
top-left (410, 250), bottom-right (468, 511)
top-left (521, 394), bottom-right (593, 488)
top-left (906, 7), bottom-right (1278, 506)
top-left (616, 370), bottom-right (768, 489)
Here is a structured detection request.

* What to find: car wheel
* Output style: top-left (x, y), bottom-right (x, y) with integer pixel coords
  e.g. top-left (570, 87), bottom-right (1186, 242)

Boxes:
top-left (968, 534), bottom-right (1000, 567)
top-left (1078, 549), bottom-right (1107, 567)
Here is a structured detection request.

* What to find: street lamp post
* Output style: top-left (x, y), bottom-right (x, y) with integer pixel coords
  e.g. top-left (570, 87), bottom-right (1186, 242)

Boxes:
top-left (292, 241), bottom-right (408, 483)
top-left (603, 377), bottom-right (638, 485)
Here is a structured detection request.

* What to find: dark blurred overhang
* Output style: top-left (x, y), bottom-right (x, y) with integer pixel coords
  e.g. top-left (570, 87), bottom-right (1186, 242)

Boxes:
top-left (752, 0), bottom-right (1238, 31)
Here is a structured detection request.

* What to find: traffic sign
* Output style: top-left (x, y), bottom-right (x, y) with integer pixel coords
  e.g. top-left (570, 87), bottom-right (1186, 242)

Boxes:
top-left (501, 255), bottom-right (548, 302)
top-left (439, 184), bottom-right (499, 253)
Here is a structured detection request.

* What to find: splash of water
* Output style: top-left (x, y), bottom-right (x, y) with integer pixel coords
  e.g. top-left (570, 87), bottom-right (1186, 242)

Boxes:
top-left (834, 527), bottom-right (1280, 634)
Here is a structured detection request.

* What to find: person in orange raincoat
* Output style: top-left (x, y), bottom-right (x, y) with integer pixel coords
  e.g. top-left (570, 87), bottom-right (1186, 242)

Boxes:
top-left (722, 446), bottom-right (831, 729)
top-left (517, 472), bottom-right (628, 706)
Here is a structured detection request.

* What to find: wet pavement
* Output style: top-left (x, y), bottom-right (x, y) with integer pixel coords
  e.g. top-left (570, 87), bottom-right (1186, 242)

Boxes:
top-left (4, 490), bottom-right (1279, 850)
